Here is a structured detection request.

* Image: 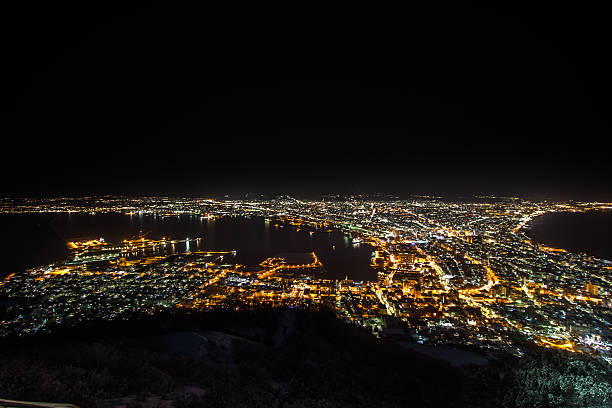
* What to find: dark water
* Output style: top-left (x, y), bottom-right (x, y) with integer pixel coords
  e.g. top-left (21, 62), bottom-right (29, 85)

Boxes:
top-left (527, 209), bottom-right (612, 261)
top-left (0, 213), bottom-right (376, 281)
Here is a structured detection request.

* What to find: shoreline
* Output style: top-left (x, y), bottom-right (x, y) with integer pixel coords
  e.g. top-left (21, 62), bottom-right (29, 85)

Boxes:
top-left (524, 208), bottom-right (612, 262)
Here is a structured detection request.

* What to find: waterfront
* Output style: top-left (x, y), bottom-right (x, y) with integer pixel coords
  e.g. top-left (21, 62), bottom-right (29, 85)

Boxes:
top-left (0, 213), bottom-right (375, 281)
top-left (1, 196), bottom-right (611, 366)
top-left (527, 209), bottom-right (612, 261)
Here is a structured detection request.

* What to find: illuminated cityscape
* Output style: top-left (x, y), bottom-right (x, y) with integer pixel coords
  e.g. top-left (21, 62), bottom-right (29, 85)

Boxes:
top-left (3, 2), bottom-right (612, 406)
top-left (1, 195), bottom-right (610, 367)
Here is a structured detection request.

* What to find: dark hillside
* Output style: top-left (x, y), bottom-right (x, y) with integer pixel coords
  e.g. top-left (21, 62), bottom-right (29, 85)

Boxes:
top-left (0, 310), bottom-right (610, 407)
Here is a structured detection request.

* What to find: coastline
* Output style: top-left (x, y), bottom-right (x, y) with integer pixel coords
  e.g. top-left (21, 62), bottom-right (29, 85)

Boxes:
top-left (524, 209), bottom-right (612, 262)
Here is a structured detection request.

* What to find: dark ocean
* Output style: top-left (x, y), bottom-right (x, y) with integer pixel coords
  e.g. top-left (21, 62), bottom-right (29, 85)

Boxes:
top-left (0, 213), bottom-right (376, 280)
top-left (526, 209), bottom-right (612, 261)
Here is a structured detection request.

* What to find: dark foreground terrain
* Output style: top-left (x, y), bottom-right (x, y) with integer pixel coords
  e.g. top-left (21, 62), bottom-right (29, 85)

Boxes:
top-left (0, 309), bottom-right (610, 407)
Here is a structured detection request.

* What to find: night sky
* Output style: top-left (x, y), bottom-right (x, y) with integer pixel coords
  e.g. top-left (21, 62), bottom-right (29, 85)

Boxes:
top-left (2, 4), bottom-right (610, 200)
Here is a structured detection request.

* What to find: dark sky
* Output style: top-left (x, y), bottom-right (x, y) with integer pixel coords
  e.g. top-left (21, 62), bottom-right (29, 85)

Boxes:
top-left (2, 3), bottom-right (611, 200)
